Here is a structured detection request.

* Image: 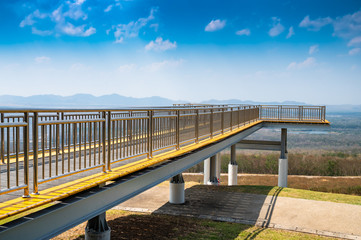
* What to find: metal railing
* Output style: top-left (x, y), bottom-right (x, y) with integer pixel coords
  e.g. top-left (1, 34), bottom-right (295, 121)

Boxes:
top-left (0, 105), bottom-right (325, 198)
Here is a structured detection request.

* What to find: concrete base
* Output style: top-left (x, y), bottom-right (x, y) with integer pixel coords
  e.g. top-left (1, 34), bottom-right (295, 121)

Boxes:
top-left (85, 213), bottom-right (111, 240)
top-left (169, 182), bottom-right (185, 204)
top-left (207, 177), bottom-right (219, 185)
top-left (228, 164), bottom-right (238, 186)
top-left (278, 158), bottom-right (288, 188)
top-left (169, 174), bottom-right (185, 204)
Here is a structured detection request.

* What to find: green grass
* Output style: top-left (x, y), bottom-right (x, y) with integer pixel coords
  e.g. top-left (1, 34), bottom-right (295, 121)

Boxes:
top-left (179, 218), bottom-right (335, 240)
top-left (195, 185), bottom-right (361, 205)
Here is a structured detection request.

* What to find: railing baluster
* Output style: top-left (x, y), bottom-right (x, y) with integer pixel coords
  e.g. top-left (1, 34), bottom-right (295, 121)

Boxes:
top-left (23, 112), bottom-right (30, 198)
top-left (33, 112), bottom-right (39, 194)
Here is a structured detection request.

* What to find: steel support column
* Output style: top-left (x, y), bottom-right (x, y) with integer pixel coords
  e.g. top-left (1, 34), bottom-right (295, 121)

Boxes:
top-left (207, 155), bottom-right (219, 185)
top-left (85, 212), bottom-right (110, 240)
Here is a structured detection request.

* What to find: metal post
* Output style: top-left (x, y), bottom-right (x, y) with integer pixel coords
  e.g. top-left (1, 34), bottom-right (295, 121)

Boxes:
top-left (221, 108), bottom-right (224, 134)
top-left (107, 111), bottom-right (111, 171)
top-left (210, 109), bottom-right (213, 138)
top-left (85, 212), bottom-right (111, 240)
top-left (230, 107), bottom-right (233, 131)
top-left (176, 110), bottom-right (180, 150)
top-left (32, 112), bottom-right (39, 194)
top-left (237, 107), bottom-right (240, 128)
top-left (23, 112), bottom-right (30, 198)
top-left (195, 109), bottom-right (199, 143)
top-left (207, 155), bottom-right (218, 185)
top-left (147, 111), bottom-right (153, 159)
top-left (102, 112), bottom-right (106, 173)
top-left (1, 113), bottom-right (4, 164)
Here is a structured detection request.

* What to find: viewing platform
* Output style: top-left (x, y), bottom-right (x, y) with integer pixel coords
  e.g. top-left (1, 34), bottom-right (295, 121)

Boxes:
top-left (0, 104), bottom-right (329, 239)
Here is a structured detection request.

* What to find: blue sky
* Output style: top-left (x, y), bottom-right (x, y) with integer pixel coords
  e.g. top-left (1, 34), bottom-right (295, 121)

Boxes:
top-left (0, 0), bottom-right (360, 105)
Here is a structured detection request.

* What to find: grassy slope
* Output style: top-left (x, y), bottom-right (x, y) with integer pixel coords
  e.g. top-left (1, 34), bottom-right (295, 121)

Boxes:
top-left (193, 184), bottom-right (361, 205)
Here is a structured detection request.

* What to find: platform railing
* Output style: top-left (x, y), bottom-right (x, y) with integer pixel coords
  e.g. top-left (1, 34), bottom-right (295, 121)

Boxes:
top-left (0, 105), bottom-right (325, 198)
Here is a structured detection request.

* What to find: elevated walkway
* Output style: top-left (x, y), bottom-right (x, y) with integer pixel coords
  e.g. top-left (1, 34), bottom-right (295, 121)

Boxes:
top-left (0, 105), bottom-right (329, 239)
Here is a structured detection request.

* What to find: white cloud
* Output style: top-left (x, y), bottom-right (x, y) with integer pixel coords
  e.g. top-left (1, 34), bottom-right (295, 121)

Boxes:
top-left (205, 19), bottom-right (226, 32)
top-left (144, 59), bottom-right (183, 72)
top-left (19, 0), bottom-right (94, 37)
top-left (150, 23), bottom-right (159, 32)
top-left (32, 27), bottom-right (53, 36)
top-left (348, 36), bottom-right (361, 46)
top-left (333, 10), bottom-right (361, 39)
top-left (62, 23), bottom-right (96, 36)
top-left (113, 8), bottom-right (156, 43)
top-left (104, 5), bottom-right (113, 13)
top-left (268, 17), bottom-right (285, 37)
top-left (35, 56), bottom-right (51, 63)
top-left (349, 48), bottom-right (361, 55)
top-left (236, 28), bottom-right (250, 36)
top-left (118, 64), bottom-right (137, 73)
top-left (286, 26), bottom-right (295, 39)
top-left (19, 10), bottom-right (47, 27)
top-left (287, 57), bottom-right (316, 70)
top-left (309, 44), bottom-right (319, 54)
top-left (145, 37), bottom-right (177, 51)
top-left (299, 15), bottom-right (332, 31)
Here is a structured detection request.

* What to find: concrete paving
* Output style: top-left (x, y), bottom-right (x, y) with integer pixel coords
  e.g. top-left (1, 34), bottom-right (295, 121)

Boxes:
top-left (115, 183), bottom-right (361, 240)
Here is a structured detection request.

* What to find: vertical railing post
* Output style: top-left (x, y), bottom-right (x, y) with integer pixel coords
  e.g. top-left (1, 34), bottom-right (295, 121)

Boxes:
top-left (23, 112), bottom-right (30, 198)
top-left (107, 111), bottom-right (111, 171)
top-left (280, 105), bottom-right (283, 120)
top-left (210, 109), bottom-right (214, 138)
top-left (0, 113), bottom-right (4, 164)
top-left (147, 110), bottom-right (153, 159)
top-left (230, 107), bottom-right (233, 131)
top-left (56, 112), bottom-right (60, 176)
top-left (61, 112), bottom-right (65, 174)
top-left (299, 106), bottom-right (303, 121)
top-left (195, 109), bottom-right (199, 143)
top-left (102, 111), bottom-right (106, 173)
top-left (237, 107), bottom-right (240, 128)
top-left (176, 110), bottom-right (180, 150)
top-left (221, 108), bottom-right (224, 134)
top-left (322, 106), bottom-right (326, 122)
top-left (32, 112), bottom-right (39, 194)
top-left (278, 105), bottom-right (281, 120)
top-left (259, 105), bottom-right (262, 120)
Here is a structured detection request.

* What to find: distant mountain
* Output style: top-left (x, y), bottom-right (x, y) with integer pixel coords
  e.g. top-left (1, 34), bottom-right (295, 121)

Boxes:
top-left (0, 94), bottom-right (360, 113)
top-left (0, 94), bottom-right (179, 108)
top-left (201, 99), bottom-right (307, 105)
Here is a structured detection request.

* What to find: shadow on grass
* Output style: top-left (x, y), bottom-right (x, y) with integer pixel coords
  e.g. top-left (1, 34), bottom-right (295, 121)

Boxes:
top-left (149, 184), bottom-right (283, 239)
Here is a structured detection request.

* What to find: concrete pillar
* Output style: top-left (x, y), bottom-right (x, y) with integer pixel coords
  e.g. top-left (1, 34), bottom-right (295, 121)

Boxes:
top-left (216, 152), bottom-right (221, 181)
top-left (278, 128), bottom-right (288, 187)
top-left (278, 158), bottom-right (288, 187)
top-left (203, 158), bottom-right (210, 185)
top-left (228, 145), bottom-right (238, 186)
top-left (169, 173), bottom-right (185, 204)
top-left (85, 212), bottom-right (111, 240)
top-left (207, 155), bottom-right (219, 185)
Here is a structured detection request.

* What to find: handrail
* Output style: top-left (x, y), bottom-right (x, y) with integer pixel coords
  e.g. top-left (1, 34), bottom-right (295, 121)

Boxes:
top-left (0, 104), bottom-right (326, 198)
